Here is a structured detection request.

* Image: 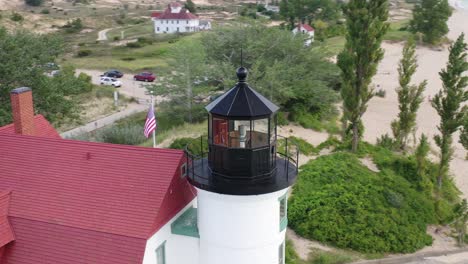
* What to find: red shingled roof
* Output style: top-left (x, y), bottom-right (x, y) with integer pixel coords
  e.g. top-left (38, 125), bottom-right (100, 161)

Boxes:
top-left (0, 115), bottom-right (60, 139)
top-left (0, 133), bottom-right (196, 264)
top-left (151, 5), bottom-right (198, 20)
top-left (0, 190), bottom-right (15, 249)
top-left (298, 23), bottom-right (315, 32)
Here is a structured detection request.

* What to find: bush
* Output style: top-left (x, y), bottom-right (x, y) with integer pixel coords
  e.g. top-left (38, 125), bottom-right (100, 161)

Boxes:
top-left (285, 240), bottom-right (300, 264)
top-left (62, 18), bottom-right (83, 33)
top-left (376, 133), bottom-right (396, 151)
top-left (126, 41), bottom-right (143, 48)
top-left (278, 136), bottom-right (317, 156)
top-left (310, 252), bottom-right (354, 264)
top-left (76, 49), bottom-right (92, 57)
top-left (375, 89), bottom-right (386, 98)
top-left (95, 87), bottom-right (115, 98)
top-left (41, 9), bottom-right (50, 14)
top-left (95, 124), bottom-right (147, 145)
top-left (289, 152), bottom-right (435, 253)
top-left (113, 36), bottom-right (120, 41)
top-left (25, 0), bottom-right (43, 6)
top-left (10, 12), bottom-right (24, 22)
top-left (169, 137), bottom-right (208, 155)
top-left (293, 113), bottom-right (323, 131)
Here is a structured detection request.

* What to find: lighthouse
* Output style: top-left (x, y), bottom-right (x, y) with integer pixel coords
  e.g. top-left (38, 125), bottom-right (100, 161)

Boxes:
top-left (185, 67), bottom-right (298, 264)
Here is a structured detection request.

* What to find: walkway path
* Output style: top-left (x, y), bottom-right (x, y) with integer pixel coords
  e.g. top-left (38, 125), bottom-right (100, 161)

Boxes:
top-left (61, 103), bottom-right (147, 138)
top-left (353, 249), bottom-right (468, 264)
top-left (97, 28), bottom-right (112, 41)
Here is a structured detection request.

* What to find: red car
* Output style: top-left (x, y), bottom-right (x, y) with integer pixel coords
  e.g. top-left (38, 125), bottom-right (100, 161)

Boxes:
top-left (133, 72), bottom-right (156, 82)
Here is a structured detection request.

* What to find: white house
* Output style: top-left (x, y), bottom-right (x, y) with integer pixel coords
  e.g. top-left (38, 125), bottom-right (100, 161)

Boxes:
top-left (151, 2), bottom-right (211, 34)
top-left (292, 23), bottom-right (315, 46)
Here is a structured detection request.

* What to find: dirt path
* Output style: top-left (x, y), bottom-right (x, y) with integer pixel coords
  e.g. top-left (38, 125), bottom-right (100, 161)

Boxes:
top-left (287, 228), bottom-right (334, 260)
top-left (97, 28), bottom-right (112, 41)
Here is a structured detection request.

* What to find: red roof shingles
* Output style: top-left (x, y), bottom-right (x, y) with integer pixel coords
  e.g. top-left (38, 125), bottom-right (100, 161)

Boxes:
top-left (0, 133), bottom-right (196, 264)
top-left (0, 115), bottom-right (60, 139)
top-left (298, 23), bottom-right (315, 32)
top-left (151, 4), bottom-right (198, 20)
top-left (0, 191), bottom-right (15, 249)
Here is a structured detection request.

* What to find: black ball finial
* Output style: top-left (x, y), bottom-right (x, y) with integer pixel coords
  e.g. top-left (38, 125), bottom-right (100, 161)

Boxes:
top-left (236, 67), bottom-right (248, 82)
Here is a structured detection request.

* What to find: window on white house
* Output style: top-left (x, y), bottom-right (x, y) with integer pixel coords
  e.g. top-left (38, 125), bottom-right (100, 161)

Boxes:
top-left (171, 20), bottom-right (174, 24)
top-left (157, 27), bottom-right (160, 31)
top-left (156, 242), bottom-right (166, 264)
top-left (166, 27), bottom-right (169, 31)
top-left (278, 240), bottom-right (285, 264)
top-left (177, 20), bottom-right (179, 24)
top-left (177, 27), bottom-right (179, 32)
top-left (186, 20), bottom-right (188, 24)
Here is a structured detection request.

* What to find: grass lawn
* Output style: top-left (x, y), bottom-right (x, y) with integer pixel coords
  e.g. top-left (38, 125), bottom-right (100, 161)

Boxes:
top-left (107, 22), bottom-right (155, 40)
top-left (384, 19), bottom-right (412, 42)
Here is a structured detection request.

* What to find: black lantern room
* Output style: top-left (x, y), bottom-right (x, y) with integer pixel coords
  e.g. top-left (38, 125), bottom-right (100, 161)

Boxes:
top-left (185, 67), bottom-right (298, 195)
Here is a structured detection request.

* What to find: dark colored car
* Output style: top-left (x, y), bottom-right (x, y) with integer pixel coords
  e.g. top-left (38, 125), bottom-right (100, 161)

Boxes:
top-left (133, 72), bottom-right (156, 82)
top-left (103, 70), bottom-right (124, 78)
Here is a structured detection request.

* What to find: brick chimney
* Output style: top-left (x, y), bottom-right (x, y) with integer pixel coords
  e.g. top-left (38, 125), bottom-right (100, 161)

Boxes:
top-left (10, 87), bottom-right (35, 136)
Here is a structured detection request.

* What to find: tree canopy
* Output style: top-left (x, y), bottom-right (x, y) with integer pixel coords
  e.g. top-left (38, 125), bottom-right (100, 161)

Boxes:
top-left (337, 0), bottom-right (389, 152)
top-left (410, 0), bottom-right (452, 44)
top-left (0, 28), bottom-right (92, 126)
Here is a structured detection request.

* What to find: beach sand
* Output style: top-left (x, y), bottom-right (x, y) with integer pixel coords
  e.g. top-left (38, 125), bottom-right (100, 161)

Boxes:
top-left (364, 8), bottom-right (468, 200)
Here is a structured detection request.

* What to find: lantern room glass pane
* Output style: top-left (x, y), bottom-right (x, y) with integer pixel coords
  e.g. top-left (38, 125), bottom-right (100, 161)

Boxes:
top-left (229, 120), bottom-right (251, 148)
top-left (212, 117), bottom-right (228, 146)
top-left (270, 115), bottom-right (276, 143)
top-left (252, 118), bottom-right (269, 148)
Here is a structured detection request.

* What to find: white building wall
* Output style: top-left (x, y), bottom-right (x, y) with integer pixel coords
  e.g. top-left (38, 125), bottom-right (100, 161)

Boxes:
top-left (197, 188), bottom-right (288, 264)
top-left (142, 199), bottom-right (199, 264)
top-left (153, 19), bottom-right (200, 34)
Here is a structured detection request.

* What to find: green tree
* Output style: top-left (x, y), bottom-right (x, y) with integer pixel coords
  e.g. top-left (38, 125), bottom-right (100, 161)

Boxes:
top-left (184, 0), bottom-right (196, 13)
top-left (25, 0), bottom-right (43, 6)
top-left (147, 39), bottom-right (207, 123)
top-left (461, 116), bottom-right (468, 159)
top-left (415, 134), bottom-right (432, 194)
top-left (0, 27), bottom-right (90, 126)
top-left (410, 0), bottom-right (452, 44)
top-left (201, 22), bottom-right (340, 121)
top-left (279, 0), bottom-right (341, 28)
top-left (391, 38), bottom-right (427, 150)
top-left (337, 0), bottom-right (389, 152)
top-left (431, 34), bottom-right (468, 190)
top-left (453, 199), bottom-right (468, 247)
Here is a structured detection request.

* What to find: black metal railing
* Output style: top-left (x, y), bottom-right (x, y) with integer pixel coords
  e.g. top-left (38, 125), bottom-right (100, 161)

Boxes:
top-left (184, 135), bottom-right (299, 185)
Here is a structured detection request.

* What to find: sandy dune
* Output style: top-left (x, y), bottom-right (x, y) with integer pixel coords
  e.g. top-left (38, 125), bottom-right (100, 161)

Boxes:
top-left (364, 9), bottom-right (468, 199)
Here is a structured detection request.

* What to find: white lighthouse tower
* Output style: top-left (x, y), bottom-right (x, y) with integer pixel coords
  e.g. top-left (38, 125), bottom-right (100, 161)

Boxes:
top-left (185, 67), bottom-right (298, 264)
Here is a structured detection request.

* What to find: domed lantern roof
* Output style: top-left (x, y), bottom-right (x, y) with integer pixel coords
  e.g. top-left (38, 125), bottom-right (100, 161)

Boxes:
top-left (205, 67), bottom-right (279, 119)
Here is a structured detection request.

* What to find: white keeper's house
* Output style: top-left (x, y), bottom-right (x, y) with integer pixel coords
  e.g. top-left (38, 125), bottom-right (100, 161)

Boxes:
top-left (292, 23), bottom-right (315, 46)
top-left (151, 2), bottom-right (211, 34)
top-left (0, 67), bottom-right (299, 264)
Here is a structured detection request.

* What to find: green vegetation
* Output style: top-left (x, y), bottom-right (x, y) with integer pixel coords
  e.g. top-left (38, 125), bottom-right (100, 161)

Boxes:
top-left (25, 0), bottom-right (43, 6)
top-left (10, 12), bottom-right (24, 22)
top-left (0, 27), bottom-right (92, 126)
top-left (279, 0), bottom-right (342, 29)
top-left (391, 38), bottom-right (427, 151)
top-left (431, 34), bottom-right (468, 189)
top-left (461, 117), bottom-right (468, 159)
top-left (185, 0), bottom-right (197, 13)
top-left (410, 0), bottom-right (452, 44)
top-left (337, 0), bottom-right (389, 152)
top-left (289, 151), bottom-right (436, 253)
top-left (202, 21), bottom-right (340, 124)
top-left (278, 136), bottom-right (317, 156)
top-left (62, 18), bottom-right (84, 34)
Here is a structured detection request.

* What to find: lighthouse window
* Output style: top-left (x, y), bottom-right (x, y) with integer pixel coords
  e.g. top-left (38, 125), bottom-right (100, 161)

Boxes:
top-left (278, 240), bottom-right (285, 264)
top-left (156, 242), bottom-right (166, 264)
top-left (279, 194), bottom-right (287, 232)
top-left (252, 119), bottom-right (269, 147)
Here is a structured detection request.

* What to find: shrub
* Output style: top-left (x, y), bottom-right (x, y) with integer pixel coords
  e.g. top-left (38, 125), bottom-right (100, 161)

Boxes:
top-left (62, 18), bottom-right (83, 33)
top-left (121, 57), bottom-right (136, 61)
top-left (310, 251), bottom-right (354, 264)
top-left (375, 89), bottom-right (386, 98)
top-left (10, 12), bottom-right (24, 22)
top-left (40, 9), bottom-right (50, 14)
top-left (285, 240), bottom-right (300, 264)
top-left (95, 124), bottom-right (147, 145)
top-left (376, 133), bottom-right (397, 151)
top-left (277, 112), bottom-right (289, 126)
top-left (76, 49), bottom-right (92, 57)
top-left (169, 137), bottom-right (208, 155)
top-left (95, 87), bottom-right (115, 98)
top-left (126, 41), bottom-right (143, 48)
top-left (25, 0), bottom-right (43, 6)
top-left (289, 152), bottom-right (435, 253)
top-left (278, 136), bottom-right (317, 156)
top-left (113, 36), bottom-right (120, 41)
top-left (293, 113), bottom-right (323, 131)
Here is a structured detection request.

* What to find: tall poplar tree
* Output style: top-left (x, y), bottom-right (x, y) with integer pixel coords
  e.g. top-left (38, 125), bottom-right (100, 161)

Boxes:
top-left (410, 0), bottom-right (452, 44)
top-left (337, 0), bottom-right (389, 152)
top-left (432, 34), bottom-right (468, 189)
top-left (460, 116), bottom-right (468, 159)
top-left (391, 38), bottom-right (427, 150)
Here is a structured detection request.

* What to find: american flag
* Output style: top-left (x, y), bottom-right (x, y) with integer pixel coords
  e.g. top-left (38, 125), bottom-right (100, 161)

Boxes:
top-left (144, 103), bottom-right (157, 138)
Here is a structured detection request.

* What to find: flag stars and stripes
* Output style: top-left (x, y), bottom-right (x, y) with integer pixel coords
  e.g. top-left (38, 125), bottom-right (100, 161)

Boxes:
top-left (144, 103), bottom-right (157, 138)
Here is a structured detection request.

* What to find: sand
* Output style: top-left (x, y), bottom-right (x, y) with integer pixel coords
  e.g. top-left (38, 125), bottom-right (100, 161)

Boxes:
top-left (364, 8), bottom-right (468, 200)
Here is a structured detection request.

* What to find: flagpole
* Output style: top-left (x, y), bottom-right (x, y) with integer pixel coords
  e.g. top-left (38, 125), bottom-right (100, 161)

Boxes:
top-left (151, 95), bottom-right (156, 148)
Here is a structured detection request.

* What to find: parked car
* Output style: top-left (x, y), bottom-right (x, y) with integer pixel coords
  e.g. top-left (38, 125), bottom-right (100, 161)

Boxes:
top-left (102, 70), bottom-right (124, 78)
top-left (100, 77), bottom-right (122, 87)
top-left (133, 72), bottom-right (156, 82)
